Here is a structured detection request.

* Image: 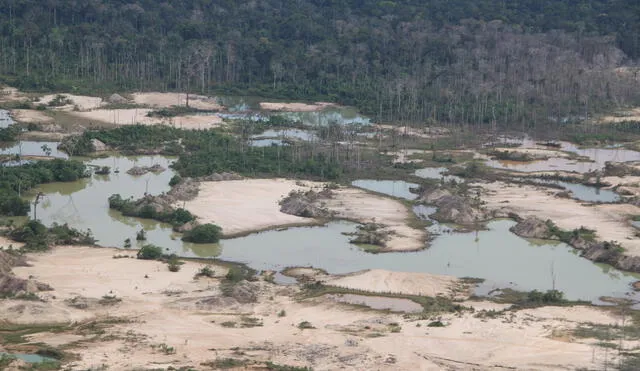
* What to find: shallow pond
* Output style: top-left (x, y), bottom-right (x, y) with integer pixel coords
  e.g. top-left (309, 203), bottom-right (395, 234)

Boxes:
top-left (0, 353), bottom-right (56, 363)
top-left (414, 167), bottom-right (463, 183)
top-left (249, 138), bottom-right (288, 147)
top-left (0, 109), bottom-right (14, 128)
top-left (252, 128), bottom-right (317, 141)
top-left (0, 141), bottom-right (67, 159)
top-left (485, 138), bottom-right (640, 173)
top-left (277, 107), bottom-right (370, 127)
top-left (351, 179), bottom-right (419, 200)
top-left (324, 294), bottom-right (423, 313)
top-left (26, 155), bottom-right (640, 303)
top-left (535, 180), bottom-right (620, 203)
top-left (29, 155), bottom-right (218, 254)
top-left (212, 99), bottom-right (370, 127)
top-left (214, 219), bottom-right (640, 302)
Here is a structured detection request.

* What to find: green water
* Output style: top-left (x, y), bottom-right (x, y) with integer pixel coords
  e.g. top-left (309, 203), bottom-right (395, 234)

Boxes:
top-left (28, 155), bottom-right (640, 302)
top-left (31, 155), bottom-right (219, 254)
top-left (0, 353), bottom-right (56, 363)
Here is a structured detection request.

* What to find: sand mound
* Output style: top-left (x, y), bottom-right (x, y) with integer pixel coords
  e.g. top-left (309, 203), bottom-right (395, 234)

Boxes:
top-left (259, 102), bottom-right (334, 112)
top-left (182, 179), bottom-right (326, 236)
top-left (325, 269), bottom-right (461, 298)
top-left (132, 92), bottom-right (223, 110)
top-left (68, 109), bottom-right (224, 129)
top-left (39, 94), bottom-right (104, 111)
top-left (10, 109), bottom-right (53, 123)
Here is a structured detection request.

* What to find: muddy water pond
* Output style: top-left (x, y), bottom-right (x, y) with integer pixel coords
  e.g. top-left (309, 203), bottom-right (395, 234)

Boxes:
top-left (0, 353), bottom-right (56, 363)
top-left (535, 180), bottom-right (620, 203)
top-left (27, 155), bottom-right (640, 302)
top-left (414, 167), bottom-right (462, 183)
top-left (486, 138), bottom-right (640, 173)
top-left (0, 109), bottom-right (14, 128)
top-left (212, 98), bottom-right (371, 127)
top-left (29, 155), bottom-right (219, 254)
top-left (0, 141), bottom-right (67, 159)
top-left (252, 128), bottom-right (317, 141)
top-left (214, 219), bottom-right (639, 302)
top-left (324, 294), bottom-right (423, 313)
top-left (351, 180), bottom-right (419, 200)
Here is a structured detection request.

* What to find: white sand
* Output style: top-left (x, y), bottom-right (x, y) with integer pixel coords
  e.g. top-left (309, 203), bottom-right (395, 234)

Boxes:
top-left (68, 109), bottom-right (224, 129)
top-left (9, 109), bottom-right (53, 123)
top-left (596, 107), bottom-right (640, 124)
top-left (0, 236), bottom-right (23, 249)
top-left (0, 245), bottom-right (621, 370)
top-left (39, 94), bottom-right (104, 111)
top-left (481, 181), bottom-right (640, 256)
top-left (0, 86), bottom-right (23, 102)
top-left (325, 187), bottom-right (426, 251)
top-left (132, 92), bottom-right (223, 110)
top-left (259, 102), bottom-right (335, 112)
top-left (183, 179), bottom-right (325, 236)
top-left (325, 269), bottom-right (462, 298)
top-left (491, 147), bottom-right (571, 159)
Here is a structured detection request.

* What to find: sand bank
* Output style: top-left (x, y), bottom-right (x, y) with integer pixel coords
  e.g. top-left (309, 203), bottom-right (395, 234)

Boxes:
top-left (0, 245), bottom-right (622, 370)
top-left (324, 269), bottom-right (464, 298)
top-left (325, 187), bottom-right (426, 251)
top-left (182, 179), bottom-right (325, 236)
top-left (480, 181), bottom-right (640, 256)
top-left (132, 92), bottom-right (223, 110)
top-left (39, 94), bottom-right (104, 111)
top-left (68, 108), bottom-right (224, 129)
top-left (9, 109), bottom-right (53, 124)
top-left (259, 102), bottom-right (335, 112)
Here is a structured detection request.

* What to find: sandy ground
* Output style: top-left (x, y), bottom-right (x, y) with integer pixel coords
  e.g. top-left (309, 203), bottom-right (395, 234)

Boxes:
top-left (259, 102), bottom-right (335, 112)
top-left (480, 181), bottom-right (640, 256)
top-left (0, 236), bottom-right (23, 249)
top-left (325, 187), bottom-right (426, 251)
top-left (132, 92), bottom-right (223, 110)
top-left (39, 94), bottom-right (105, 111)
top-left (375, 125), bottom-right (450, 139)
top-left (68, 109), bottom-right (224, 129)
top-left (491, 147), bottom-right (571, 159)
top-left (324, 269), bottom-right (463, 298)
top-left (182, 179), bottom-right (325, 236)
top-left (182, 180), bottom-right (424, 250)
top-left (0, 86), bottom-right (23, 102)
top-left (9, 109), bottom-right (54, 124)
top-left (0, 245), bottom-right (624, 370)
top-left (597, 107), bottom-right (640, 124)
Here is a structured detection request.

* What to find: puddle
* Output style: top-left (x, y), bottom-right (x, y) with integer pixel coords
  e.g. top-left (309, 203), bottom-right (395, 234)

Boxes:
top-left (351, 180), bottom-right (419, 200)
top-left (0, 109), bottom-right (14, 128)
top-left (485, 138), bottom-right (640, 173)
top-left (414, 167), bottom-right (462, 183)
top-left (249, 138), bottom-right (288, 147)
top-left (534, 180), bottom-right (620, 203)
top-left (252, 128), bottom-right (316, 141)
top-left (0, 141), bottom-right (68, 159)
top-left (0, 353), bottom-right (56, 363)
top-left (324, 294), bottom-right (423, 313)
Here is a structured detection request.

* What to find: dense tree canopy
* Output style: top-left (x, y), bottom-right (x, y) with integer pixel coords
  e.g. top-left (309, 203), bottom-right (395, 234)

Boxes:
top-left (1, 0), bottom-right (639, 126)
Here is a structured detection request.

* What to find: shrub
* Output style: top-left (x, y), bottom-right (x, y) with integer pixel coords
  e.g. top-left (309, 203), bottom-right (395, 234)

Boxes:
top-left (169, 175), bottom-right (182, 187)
top-left (136, 229), bottom-right (147, 241)
top-left (195, 265), bottom-right (215, 278)
top-left (297, 321), bottom-right (314, 329)
top-left (167, 258), bottom-right (181, 272)
top-left (137, 244), bottom-right (163, 260)
top-left (182, 223), bottom-right (222, 243)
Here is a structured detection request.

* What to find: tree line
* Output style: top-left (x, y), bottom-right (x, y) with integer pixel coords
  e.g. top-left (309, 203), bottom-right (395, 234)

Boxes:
top-left (0, 0), bottom-right (639, 128)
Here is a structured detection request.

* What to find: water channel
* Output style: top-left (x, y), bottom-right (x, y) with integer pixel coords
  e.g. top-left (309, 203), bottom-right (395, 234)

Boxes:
top-left (18, 155), bottom-right (639, 303)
